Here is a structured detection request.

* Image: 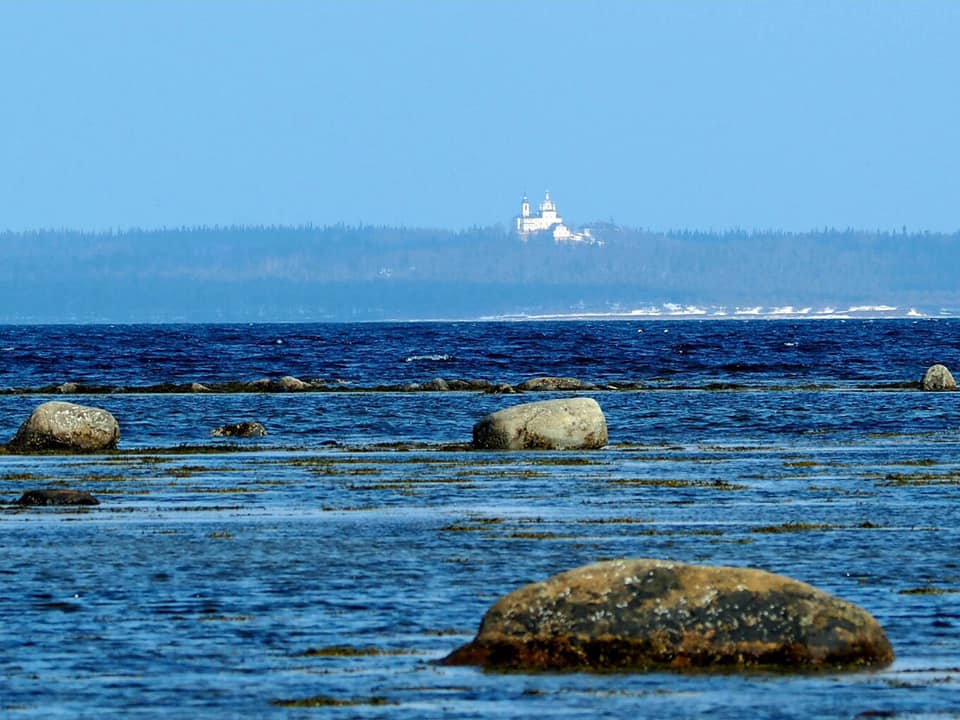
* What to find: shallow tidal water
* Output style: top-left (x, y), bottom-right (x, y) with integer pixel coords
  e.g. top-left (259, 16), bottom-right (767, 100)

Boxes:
top-left (1, 321), bottom-right (959, 718)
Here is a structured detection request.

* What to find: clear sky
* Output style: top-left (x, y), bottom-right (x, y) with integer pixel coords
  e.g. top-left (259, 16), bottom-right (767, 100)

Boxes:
top-left (1, 0), bottom-right (958, 232)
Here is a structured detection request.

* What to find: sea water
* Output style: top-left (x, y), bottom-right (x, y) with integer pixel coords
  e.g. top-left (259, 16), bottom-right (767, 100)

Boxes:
top-left (0, 320), bottom-right (958, 718)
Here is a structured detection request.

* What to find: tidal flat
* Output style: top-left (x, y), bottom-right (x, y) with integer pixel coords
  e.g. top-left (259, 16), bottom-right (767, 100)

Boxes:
top-left (1, 437), bottom-right (958, 719)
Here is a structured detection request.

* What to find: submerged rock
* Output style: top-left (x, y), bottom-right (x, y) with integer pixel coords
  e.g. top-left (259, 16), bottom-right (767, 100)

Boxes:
top-left (16, 489), bottom-right (99, 506)
top-left (472, 398), bottom-right (607, 450)
top-left (442, 558), bottom-right (894, 672)
top-left (449, 379), bottom-right (495, 391)
top-left (392, 378), bottom-right (492, 392)
top-left (8, 401), bottom-right (120, 452)
top-left (516, 376), bottom-right (598, 392)
top-left (211, 421), bottom-right (268, 438)
top-left (922, 364), bottom-right (956, 391)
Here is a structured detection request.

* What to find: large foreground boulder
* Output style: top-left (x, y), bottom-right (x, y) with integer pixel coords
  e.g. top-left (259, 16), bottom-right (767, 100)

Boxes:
top-left (8, 401), bottom-right (119, 452)
top-left (472, 398), bottom-right (607, 450)
top-left (442, 559), bottom-right (893, 672)
top-left (922, 364), bottom-right (956, 391)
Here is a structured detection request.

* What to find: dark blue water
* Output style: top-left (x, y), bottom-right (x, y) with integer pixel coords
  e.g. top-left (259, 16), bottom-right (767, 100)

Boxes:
top-left (1, 319), bottom-right (958, 389)
top-left (1, 321), bottom-right (958, 718)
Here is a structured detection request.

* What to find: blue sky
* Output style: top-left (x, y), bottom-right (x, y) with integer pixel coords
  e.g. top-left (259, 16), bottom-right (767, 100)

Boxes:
top-left (1, 1), bottom-right (958, 232)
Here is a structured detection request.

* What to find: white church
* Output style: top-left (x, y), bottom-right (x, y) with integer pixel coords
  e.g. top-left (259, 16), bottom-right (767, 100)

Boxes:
top-left (515, 191), bottom-right (595, 244)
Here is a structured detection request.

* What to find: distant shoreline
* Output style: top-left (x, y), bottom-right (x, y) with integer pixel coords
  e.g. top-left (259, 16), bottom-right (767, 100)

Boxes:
top-left (2, 311), bottom-right (957, 326)
top-left (480, 307), bottom-right (948, 322)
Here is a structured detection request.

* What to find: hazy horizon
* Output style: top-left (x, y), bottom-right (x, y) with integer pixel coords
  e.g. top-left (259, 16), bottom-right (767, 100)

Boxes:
top-left (3, 2), bottom-right (959, 322)
top-left (1, 224), bottom-right (958, 323)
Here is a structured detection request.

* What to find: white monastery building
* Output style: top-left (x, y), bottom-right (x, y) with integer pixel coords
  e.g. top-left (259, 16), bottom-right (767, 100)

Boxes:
top-left (515, 191), bottom-right (596, 244)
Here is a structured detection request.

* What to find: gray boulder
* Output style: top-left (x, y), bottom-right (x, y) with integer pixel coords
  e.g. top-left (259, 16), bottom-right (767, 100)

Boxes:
top-left (472, 398), bottom-right (607, 450)
top-left (442, 558), bottom-right (894, 672)
top-left (922, 364), bottom-right (956, 391)
top-left (8, 401), bottom-right (120, 452)
top-left (211, 421), bottom-right (268, 438)
top-left (516, 376), bottom-right (598, 392)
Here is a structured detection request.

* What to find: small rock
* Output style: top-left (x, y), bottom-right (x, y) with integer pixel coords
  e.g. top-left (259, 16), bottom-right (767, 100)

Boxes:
top-left (422, 378), bottom-right (449, 391)
top-left (472, 398), bottom-right (607, 450)
top-left (190, 383), bottom-right (212, 393)
top-left (57, 382), bottom-right (80, 394)
top-left (278, 375), bottom-right (309, 391)
top-left (922, 364), bottom-right (956, 391)
top-left (483, 383), bottom-right (518, 395)
top-left (516, 377), bottom-right (598, 392)
top-left (8, 401), bottom-right (120, 453)
top-left (211, 421), bottom-right (268, 438)
top-left (248, 378), bottom-right (274, 391)
top-left (441, 558), bottom-right (894, 672)
top-left (16, 489), bottom-right (99, 506)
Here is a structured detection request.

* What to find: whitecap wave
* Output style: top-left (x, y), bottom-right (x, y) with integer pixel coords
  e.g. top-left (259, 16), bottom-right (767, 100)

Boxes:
top-left (479, 303), bottom-right (938, 322)
top-left (664, 304), bottom-right (707, 316)
top-left (846, 305), bottom-right (897, 313)
top-left (770, 306), bottom-right (813, 315)
top-left (403, 354), bottom-right (455, 363)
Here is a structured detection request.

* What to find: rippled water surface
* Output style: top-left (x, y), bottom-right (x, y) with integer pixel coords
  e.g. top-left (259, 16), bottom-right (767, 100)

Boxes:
top-left (1, 321), bottom-right (959, 718)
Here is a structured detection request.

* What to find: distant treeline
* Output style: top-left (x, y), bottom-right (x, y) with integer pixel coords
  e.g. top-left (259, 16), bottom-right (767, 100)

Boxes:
top-left (1, 224), bottom-right (958, 321)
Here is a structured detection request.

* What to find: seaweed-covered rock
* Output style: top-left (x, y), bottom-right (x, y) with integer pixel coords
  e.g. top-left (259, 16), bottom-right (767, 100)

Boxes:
top-left (922, 364), bottom-right (956, 391)
top-left (516, 376), bottom-right (598, 392)
top-left (211, 421), bottom-right (268, 438)
top-left (16, 489), bottom-right (99, 506)
top-left (8, 401), bottom-right (120, 452)
top-left (472, 398), bottom-right (607, 450)
top-left (442, 559), bottom-right (894, 672)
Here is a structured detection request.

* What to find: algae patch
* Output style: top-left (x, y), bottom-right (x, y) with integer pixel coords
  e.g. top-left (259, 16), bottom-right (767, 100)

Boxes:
top-left (270, 694), bottom-right (392, 708)
top-left (296, 645), bottom-right (411, 657)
